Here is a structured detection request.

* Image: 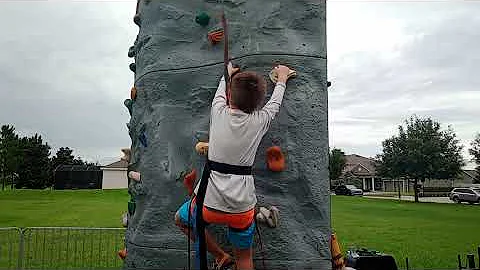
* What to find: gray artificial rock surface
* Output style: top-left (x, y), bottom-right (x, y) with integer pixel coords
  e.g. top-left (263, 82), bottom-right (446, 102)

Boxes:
top-left (124, 0), bottom-right (329, 269)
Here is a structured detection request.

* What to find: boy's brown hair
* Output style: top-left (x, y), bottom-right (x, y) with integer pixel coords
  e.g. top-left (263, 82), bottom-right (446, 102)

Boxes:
top-left (230, 71), bottom-right (267, 114)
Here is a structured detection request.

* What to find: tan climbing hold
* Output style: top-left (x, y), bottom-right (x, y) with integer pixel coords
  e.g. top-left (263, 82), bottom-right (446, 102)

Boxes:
top-left (121, 212), bottom-right (128, 227)
top-left (195, 142), bottom-right (209, 156)
top-left (130, 86), bottom-right (137, 100)
top-left (121, 148), bottom-right (131, 163)
top-left (256, 206), bottom-right (279, 228)
top-left (128, 171), bottom-right (141, 182)
top-left (269, 68), bottom-right (297, 83)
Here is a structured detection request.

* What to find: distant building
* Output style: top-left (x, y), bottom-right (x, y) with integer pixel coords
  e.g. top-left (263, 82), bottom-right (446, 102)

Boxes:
top-left (338, 154), bottom-right (477, 192)
top-left (341, 154), bottom-right (383, 191)
top-left (101, 160), bottom-right (128, 189)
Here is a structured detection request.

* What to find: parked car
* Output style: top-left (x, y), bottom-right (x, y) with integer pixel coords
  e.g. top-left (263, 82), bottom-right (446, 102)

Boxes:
top-left (335, 184), bottom-right (363, 196)
top-left (449, 187), bottom-right (480, 204)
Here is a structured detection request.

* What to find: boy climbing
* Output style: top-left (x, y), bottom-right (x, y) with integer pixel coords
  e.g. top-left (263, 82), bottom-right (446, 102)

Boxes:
top-left (175, 62), bottom-right (294, 270)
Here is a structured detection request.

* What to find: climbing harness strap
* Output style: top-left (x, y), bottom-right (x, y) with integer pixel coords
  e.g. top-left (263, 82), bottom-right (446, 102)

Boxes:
top-left (196, 160), bottom-right (253, 270)
top-left (209, 160), bottom-right (252, 175)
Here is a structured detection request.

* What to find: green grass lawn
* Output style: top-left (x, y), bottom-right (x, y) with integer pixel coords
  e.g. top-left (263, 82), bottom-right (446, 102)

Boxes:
top-left (332, 196), bottom-right (480, 269)
top-left (1, 189), bottom-right (479, 269)
top-left (0, 189), bottom-right (128, 228)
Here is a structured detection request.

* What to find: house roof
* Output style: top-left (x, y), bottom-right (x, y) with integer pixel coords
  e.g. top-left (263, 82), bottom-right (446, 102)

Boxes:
top-left (342, 154), bottom-right (378, 177)
top-left (102, 160), bottom-right (128, 169)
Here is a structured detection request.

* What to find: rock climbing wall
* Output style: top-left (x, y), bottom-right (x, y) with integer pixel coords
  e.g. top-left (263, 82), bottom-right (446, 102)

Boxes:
top-left (124, 0), bottom-right (329, 269)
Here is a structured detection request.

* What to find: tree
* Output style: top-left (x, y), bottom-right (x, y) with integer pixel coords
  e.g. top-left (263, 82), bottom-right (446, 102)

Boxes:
top-left (0, 125), bottom-right (22, 190)
top-left (377, 116), bottom-right (464, 202)
top-left (469, 133), bottom-right (480, 184)
top-left (329, 148), bottom-right (346, 181)
top-left (16, 134), bottom-right (51, 189)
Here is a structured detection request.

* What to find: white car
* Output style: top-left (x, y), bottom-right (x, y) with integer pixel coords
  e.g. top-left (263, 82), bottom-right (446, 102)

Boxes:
top-left (449, 187), bottom-right (480, 204)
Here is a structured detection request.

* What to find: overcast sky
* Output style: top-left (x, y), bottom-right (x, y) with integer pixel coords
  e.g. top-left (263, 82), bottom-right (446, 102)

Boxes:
top-left (0, 1), bottom-right (478, 167)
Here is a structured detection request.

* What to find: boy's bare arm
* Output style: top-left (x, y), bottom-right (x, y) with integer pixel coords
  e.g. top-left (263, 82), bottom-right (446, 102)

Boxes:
top-left (211, 62), bottom-right (240, 109)
top-left (259, 65), bottom-right (293, 122)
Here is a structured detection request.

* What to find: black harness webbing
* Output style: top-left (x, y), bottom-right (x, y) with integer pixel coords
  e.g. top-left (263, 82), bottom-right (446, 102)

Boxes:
top-left (196, 160), bottom-right (252, 270)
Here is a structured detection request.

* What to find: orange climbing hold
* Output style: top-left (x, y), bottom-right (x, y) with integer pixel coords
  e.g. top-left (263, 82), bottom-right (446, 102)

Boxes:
top-left (118, 248), bottom-right (127, 260)
top-left (266, 146), bottom-right (286, 172)
top-left (183, 169), bottom-right (197, 196)
top-left (330, 233), bottom-right (345, 270)
top-left (208, 28), bottom-right (224, 44)
top-left (130, 86), bottom-right (137, 100)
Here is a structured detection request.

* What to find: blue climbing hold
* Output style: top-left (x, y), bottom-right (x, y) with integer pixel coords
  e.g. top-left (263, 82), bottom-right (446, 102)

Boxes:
top-left (139, 132), bottom-right (147, 147)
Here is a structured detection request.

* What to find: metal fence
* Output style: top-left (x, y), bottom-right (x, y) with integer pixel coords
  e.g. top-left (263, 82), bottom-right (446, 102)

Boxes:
top-left (0, 227), bottom-right (125, 269)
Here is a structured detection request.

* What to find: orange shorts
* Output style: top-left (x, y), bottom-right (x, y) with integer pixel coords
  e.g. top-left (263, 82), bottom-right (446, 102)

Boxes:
top-left (191, 197), bottom-right (254, 229)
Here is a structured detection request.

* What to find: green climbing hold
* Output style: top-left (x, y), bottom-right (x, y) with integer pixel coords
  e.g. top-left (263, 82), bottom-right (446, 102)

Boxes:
top-left (133, 14), bottom-right (141, 26)
top-left (129, 63), bottom-right (136, 72)
top-left (195, 12), bottom-right (210, 26)
top-left (128, 46), bottom-right (135, 58)
top-left (124, 99), bottom-right (133, 115)
top-left (128, 200), bottom-right (136, 215)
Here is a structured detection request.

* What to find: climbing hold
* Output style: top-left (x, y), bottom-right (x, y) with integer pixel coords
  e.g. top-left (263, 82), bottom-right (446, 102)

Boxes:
top-left (269, 68), bottom-right (297, 83)
top-left (121, 148), bottom-right (131, 163)
top-left (121, 212), bottom-right (128, 227)
top-left (266, 146), bottom-right (286, 172)
top-left (183, 169), bottom-right (197, 196)
top-left (207, 28), bottom-right (224, 44)
top-left (130, 86), bottom-right (137, 100)
top-left (128, 46), bottom-right (135, 58)
top-left (118, 248), bottom-right (127, 260)
top-left (129, 63), bottom-right (136, 72)
top-left (330, 233), bottom-right (345, 269)
top-left (128, 171), bottom-right (141, 182)
top-left (195, 12), bottom-right (210, 26)
top-left (133, 14), bottom-right (141, 26)
top-left (327, 81), bottom-right (332, 87)
top-left (139, 132), bottom-right (147, 147)
top-left (256, 206), bottom-right (280, 228)
top-left (195, 142), bottom-right (209, 156)
top-left (128, 200), bottom-right (136, 215)
top-left (124, 99), bottom-right (133, 115)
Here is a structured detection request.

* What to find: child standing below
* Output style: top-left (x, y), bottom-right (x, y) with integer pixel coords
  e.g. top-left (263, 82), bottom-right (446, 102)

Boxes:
top-left (175, 63), bottom-right (293, 270)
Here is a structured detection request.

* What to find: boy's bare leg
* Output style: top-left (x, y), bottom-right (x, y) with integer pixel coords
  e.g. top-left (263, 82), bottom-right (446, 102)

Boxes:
top-left (233, 247), bottom-right (254, 270)
top-left (175, 214), bottom-right (231, 262)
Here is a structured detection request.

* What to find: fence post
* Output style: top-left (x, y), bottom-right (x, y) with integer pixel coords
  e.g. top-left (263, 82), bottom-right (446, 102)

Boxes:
top-left (17, 228), bottom-right (25, 270)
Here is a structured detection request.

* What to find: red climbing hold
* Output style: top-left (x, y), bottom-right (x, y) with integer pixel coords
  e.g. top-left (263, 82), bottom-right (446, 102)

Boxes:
top-left (131, 86), bottom-right (137, 100)
top-left (118, 248), bottom-right (127, 260)
top-left (183, 169), bottom-right (197, 196)
top-left (208, 28), bottom-right (224, 44)
top-left (266, 146), bottom-right (286, 172)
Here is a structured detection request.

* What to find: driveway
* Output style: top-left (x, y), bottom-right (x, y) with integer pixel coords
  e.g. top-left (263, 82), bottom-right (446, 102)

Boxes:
top-left (364, 195), bottom-right (453, 204)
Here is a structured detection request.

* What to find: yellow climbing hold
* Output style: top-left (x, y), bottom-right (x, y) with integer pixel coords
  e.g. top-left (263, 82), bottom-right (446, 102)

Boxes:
top-left (269, 68), bottom-right (297, 83)
top-left (195, 142), bottom-right (209, 155)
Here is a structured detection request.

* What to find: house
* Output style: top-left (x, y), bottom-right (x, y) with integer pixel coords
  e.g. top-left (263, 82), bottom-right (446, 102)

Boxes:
top-left (101, 160), bottom-right (128, 189)
top-left (339, 153), bottom-right (478, 192)
top-left (341, 154), bottom-right (383, 191)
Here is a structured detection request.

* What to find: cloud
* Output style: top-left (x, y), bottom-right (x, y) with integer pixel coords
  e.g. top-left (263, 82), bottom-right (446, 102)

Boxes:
top-left (0, 1), bottom-right (478, 168)
top-left (0, 1), bottom-right (138, 164)
top-left (328, 2), bottom-right (480, 167)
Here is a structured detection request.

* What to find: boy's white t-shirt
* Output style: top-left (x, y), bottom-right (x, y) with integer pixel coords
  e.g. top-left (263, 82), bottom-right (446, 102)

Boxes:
top-left (194, 76), bottom-right (286, 213)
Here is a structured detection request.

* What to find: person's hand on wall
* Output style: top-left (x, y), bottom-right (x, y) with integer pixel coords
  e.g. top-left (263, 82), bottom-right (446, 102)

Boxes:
top-left (227, 61), bottom-right (240, 77)
top-left (274, 65), bottom-right (294, 83)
